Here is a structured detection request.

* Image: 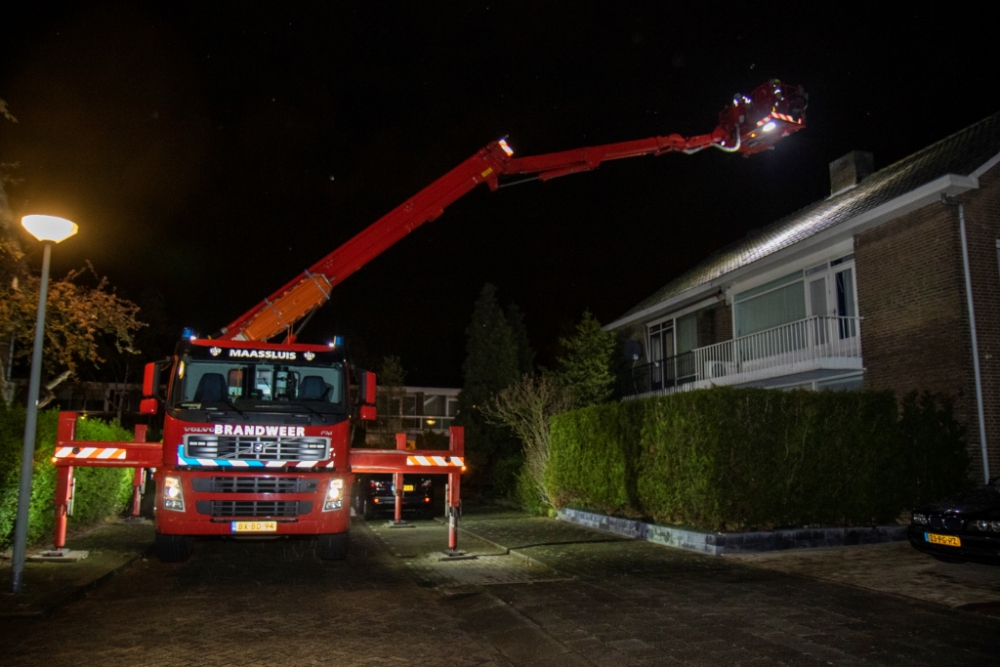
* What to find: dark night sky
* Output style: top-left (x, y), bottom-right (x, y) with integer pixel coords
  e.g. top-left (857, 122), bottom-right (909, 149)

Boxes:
top-left (2, 2), bottom-right (998, 386)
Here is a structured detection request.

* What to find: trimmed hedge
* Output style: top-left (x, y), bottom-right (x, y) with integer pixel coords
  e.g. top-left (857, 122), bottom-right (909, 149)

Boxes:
top-left (547, 387), bottom-right (969, 531)
top-left (0, 403), bottom-right (134, 549)
top-left (545, 400), bottom-right (644, 517)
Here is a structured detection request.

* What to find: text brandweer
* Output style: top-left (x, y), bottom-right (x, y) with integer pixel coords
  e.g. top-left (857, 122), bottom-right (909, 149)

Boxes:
top-left (213, 424), bottom-right (307, 437)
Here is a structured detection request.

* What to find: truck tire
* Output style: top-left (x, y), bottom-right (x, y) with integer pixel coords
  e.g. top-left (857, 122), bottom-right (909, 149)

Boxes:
top-left (155, 533), bottom-right (194, 562)
top-left (317, 533), bottom-right (349, 560)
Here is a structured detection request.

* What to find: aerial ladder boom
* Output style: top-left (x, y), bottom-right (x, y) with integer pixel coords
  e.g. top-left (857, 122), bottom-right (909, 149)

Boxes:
top-left (218, 79), bottom-right (806, 342)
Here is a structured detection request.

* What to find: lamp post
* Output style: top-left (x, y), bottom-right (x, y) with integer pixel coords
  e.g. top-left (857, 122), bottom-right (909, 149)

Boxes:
top-left (10, 215), bottom-right (78, 594)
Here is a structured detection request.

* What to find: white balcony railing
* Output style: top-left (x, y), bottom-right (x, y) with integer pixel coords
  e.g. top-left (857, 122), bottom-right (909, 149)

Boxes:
top-left (619, 315), bottom-right (862, 398)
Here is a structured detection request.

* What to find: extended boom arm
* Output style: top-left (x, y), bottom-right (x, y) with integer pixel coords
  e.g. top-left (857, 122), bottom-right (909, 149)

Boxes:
top-left (218, 79), bottom-right (806, 342)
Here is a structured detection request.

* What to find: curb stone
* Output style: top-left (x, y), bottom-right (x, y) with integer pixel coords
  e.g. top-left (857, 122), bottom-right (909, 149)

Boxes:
top-left (558, 507), bottom-right (908, 555)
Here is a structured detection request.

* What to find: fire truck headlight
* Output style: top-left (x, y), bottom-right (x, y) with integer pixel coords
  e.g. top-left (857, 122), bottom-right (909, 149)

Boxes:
top-left (163, 476), bottom-right (185, 511)
top-left (324, 478), bottom-right (345, 511)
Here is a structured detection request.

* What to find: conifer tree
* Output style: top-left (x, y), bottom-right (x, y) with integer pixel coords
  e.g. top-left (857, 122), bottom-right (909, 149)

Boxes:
top-left (555, 310), bottom-right (617, 408)
top-left (456, 284), bottom-right (521, 491)
top-left (506, 302), bottom-right (535, 376)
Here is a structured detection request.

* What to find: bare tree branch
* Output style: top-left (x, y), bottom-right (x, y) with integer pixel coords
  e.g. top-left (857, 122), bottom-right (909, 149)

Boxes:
top-left (482, 373), bottom-right (574, 509)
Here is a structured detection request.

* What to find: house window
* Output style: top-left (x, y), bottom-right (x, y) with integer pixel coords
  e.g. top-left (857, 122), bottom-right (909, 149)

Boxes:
top-left (647, 321), bottom-right (675, 388)
top-left (734, 270), bottom-right (806, 337)
top-left (675, 313), bottom-right (698, 381)
top-left (677, 313), bottom-right (697, 353)
top-left (646, 312), bottom-right (701, 387)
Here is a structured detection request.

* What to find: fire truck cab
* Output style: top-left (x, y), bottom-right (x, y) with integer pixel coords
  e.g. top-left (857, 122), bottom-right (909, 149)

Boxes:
top-left (148, 337), bottom-right (362, 561)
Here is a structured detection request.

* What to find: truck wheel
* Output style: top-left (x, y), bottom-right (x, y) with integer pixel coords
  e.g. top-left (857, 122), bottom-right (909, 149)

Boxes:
top-left (155, 533), bottom-right (194, 562)
top-left (317, 533), bottom-right (349, 560)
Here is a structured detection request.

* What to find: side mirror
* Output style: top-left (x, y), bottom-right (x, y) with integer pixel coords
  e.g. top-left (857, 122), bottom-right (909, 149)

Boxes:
top-left (141, 358), bottom-right (171, 415)
top-left (142, 362), bottom-right (160, 398)
top-left (358, 371), bottom-right (377, 421)
top-left (359, 371), bottom-right (377, 406)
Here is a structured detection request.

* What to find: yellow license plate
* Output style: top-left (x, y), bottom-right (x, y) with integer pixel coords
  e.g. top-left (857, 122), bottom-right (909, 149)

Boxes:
top-left (926, 532), bottom-right (961, 547)
top-left (403, 484), bottom-right (414, 492)
top-left (231, 521), bottom-right (277, 533)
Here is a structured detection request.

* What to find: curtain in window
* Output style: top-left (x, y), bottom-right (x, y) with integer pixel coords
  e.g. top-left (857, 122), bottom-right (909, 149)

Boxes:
top-left (677, 314), bottom-right (697, 352)
top-left (735, 281), bottom-right (806, 337)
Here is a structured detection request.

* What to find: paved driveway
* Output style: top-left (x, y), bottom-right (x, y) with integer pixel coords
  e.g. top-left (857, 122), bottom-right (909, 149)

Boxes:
top-left (727, 540), bottom-right (1000, 612)
top-left (1, 510), bottom-right (997, 666)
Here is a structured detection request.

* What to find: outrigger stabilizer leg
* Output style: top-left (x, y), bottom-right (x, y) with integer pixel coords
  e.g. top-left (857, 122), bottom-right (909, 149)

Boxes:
top-left (389, 433), bottom-right (415, 528)
top-left (441, 428), bottom-right (474, 560)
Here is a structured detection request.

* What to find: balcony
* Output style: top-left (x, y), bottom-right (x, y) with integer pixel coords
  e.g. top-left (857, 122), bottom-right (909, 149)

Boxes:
top-left (618, 315), bottom-right (863, 399)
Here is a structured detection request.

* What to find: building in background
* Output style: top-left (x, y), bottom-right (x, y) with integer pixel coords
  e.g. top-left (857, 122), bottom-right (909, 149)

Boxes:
top-left (366, 385), bottom-right (460, 447)
top-left (609, 112), bottom-right (1000, 481)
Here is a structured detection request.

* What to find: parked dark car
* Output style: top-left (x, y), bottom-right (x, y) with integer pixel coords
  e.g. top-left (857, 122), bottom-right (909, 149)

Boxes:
top-left (908, 477), bottom-right (1000, 564)
top-left (353, 474), bottom-right (434, 520)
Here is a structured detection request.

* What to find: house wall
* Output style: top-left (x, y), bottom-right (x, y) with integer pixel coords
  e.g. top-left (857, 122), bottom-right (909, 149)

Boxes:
top-left (697, 302), bottom-right (733, 347)
top-left (855, 167), bottom-right (1000, 481)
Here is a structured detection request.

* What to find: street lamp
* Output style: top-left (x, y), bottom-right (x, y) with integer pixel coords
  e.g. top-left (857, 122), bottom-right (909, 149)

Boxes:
top-left (10, 215), bottom-right (78, 594)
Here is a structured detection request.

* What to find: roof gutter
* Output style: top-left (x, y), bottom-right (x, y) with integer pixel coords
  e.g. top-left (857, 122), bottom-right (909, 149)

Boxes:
top-left (605, 172), bottom-right (978, 331)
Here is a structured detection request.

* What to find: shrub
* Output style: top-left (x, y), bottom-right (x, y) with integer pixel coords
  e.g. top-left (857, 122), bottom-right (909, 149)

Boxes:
top-left (0, 404), bottom-right (134, 549)
top-left (546, 399), bottom-right (644, 516)
top-left (897, 391), bottom-right (971, 506)
top-left (547, 387), bottom-right (968, 531)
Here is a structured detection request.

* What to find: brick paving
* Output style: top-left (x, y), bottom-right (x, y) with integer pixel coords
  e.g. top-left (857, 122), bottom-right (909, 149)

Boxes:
top-left (0, 521), bottom-right (510, 667)
top-left (453, 511), bottom-right (1000, 666)
top-left (727, 540), bottom-right (1000, 611)
top-left (1, 507), bottom-right (998, 666)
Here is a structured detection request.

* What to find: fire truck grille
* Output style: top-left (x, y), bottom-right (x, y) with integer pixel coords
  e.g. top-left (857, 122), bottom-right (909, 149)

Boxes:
top-left (184, 435), bottom-right (330, 461)
top-left (191, 477), bottom-right (318, 494)
top-left (195, 500), bottom-right (313, 517)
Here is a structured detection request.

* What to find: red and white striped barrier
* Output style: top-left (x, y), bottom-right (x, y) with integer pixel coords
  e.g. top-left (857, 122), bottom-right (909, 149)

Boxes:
top-left (406, 455), bottom-right (464, 467)
top-left (54, 446), bottom-right (127, 461)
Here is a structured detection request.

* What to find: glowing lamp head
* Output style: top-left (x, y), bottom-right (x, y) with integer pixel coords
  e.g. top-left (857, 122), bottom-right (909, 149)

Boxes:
top-left (761, 121), bottom-right (777, 133)
top-left (21, 215), bottom-right (78, 243)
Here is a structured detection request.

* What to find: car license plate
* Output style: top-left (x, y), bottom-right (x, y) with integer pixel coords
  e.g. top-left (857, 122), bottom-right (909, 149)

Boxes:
top-left (231, 521), bottom-right (277, 533)
top-left (403, 484), bottom-right (414, 492)
top-left (925, 532), bottom-right (961, 547)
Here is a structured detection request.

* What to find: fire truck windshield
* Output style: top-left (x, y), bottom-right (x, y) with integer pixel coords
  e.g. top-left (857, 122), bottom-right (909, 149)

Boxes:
top-left (169, 356), bottom-right (345, 414)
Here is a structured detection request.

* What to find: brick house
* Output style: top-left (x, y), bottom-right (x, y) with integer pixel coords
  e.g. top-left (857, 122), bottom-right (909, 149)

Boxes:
top-left (608, 112), bottom-right (1000, 483)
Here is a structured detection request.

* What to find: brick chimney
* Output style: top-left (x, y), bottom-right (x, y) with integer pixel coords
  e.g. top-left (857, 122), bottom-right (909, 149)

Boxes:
top-left (829, 150), bottom-right (874, 196)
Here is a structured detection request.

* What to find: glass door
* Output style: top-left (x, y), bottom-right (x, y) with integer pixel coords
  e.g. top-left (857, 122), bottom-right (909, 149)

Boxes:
top-left (808, 275), bottom-right (829, 345)
top-left (834, 265), bottom-right (857, 339)
top-left (648, 323), bottom-right (675, 389)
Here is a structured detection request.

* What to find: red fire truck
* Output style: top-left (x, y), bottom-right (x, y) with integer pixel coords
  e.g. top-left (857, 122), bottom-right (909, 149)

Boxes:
top-left (49, 80), bottom-right (806, 562)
